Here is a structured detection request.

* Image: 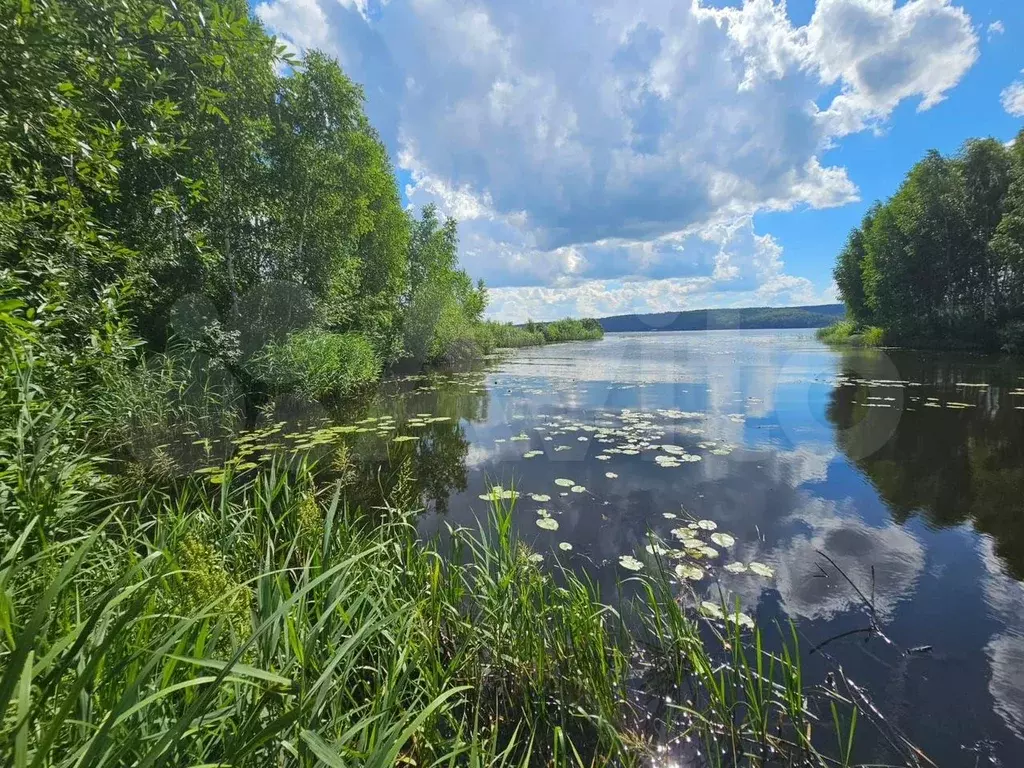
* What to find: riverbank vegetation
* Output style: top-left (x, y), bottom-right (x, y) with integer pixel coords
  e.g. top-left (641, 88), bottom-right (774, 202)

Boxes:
top-left (471, 318), bottom-right (605, 351)
top-left (815, 321), bottom-right (886, 347)
top-left (0, 0), bottom-right (600, 407)
top-left (825, 132), bottom-right (1024, 352)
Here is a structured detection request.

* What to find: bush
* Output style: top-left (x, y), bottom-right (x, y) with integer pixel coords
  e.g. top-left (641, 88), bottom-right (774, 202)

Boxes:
top-left (540, 317), bottom-right (604, 343)
top-left (815, 320), bottom-right (857, 344)
top-left (474, 321), bottom-right (545, 350)
top-left (862, 325), bottom-right (886, 346)
top-left (816, 320), bottom-right (885, 347)
top-left (254, 331), bottom-right (381, 399)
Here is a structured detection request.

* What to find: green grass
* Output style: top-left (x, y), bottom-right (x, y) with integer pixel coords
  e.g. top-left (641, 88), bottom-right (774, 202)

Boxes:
top-left (816, 321), bottom-right (886, 347)
top-left (253, 330), bottom-right (382, 399)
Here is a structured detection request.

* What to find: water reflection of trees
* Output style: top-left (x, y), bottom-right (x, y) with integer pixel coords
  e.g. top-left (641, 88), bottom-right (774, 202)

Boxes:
top-left (343, 370), bottom-right (490, 514)
top-left (826, 351), bottom-right (1024, 579)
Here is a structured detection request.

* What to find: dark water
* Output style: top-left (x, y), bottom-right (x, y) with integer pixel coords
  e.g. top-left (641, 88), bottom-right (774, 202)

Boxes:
top-left (339, 329), bottom-right (1024, 765)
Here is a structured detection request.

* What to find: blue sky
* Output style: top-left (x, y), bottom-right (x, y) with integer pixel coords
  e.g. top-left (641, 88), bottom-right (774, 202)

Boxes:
top-left (254, 0), bottom-right (1024, 321)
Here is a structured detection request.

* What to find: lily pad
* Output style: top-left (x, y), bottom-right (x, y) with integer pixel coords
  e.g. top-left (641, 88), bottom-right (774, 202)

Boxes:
top-left (530, 493), bottom-right (551, 502)
top-left (554, 478), bottom-right (575, 487)
top-left (536, 517), bottom-right (559, 531)
top-left (700, 601), bottom-right (724, 619)
top-left (675, 564), bottom-right (705, 581)
top-left (697, 519), bottom-right (718, 531)
top-left (618, 555), bottom-right (644, 571)
top-left (710, 532), bottom-right (735, 548)
top-left (558, 542), bottom-right (573, 551)
top-left (605, 472), bottom-right (618, 479)
top-left (748, 562), bottom-right (774, 578)
top-left (723, 561), bottom-right (747, 573)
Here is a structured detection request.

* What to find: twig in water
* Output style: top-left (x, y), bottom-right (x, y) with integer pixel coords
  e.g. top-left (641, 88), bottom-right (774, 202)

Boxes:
top-left (812, 550), bottom-right (896, 650)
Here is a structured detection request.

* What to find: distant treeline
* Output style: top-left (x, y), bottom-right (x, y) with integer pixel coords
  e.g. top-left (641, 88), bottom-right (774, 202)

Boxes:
top-left (493, 318), bottom-right (604, 347)
top-left (830, 131), bottom-right (1024, 352)
top-left (596, 305), bottom-right (845, 333)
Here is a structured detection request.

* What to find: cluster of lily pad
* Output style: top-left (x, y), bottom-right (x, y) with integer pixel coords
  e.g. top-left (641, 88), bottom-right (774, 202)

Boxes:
top-left (490, 407), bottom-right (742, 468)
top-left (185, 368), bottom-right (489, 484)
top-left (605, 517), bottom-right (774, 591)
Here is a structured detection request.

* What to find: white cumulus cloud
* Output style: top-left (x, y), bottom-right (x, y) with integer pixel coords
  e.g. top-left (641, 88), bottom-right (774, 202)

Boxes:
top-left (1001, 71), bottom-right (1024, 118)
top-left (255, 0), bottom-right (979, 320)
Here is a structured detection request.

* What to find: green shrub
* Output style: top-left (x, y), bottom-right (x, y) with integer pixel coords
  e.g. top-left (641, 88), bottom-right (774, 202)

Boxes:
top-left (474, 321), bottom-right (545, 350)
top-left (815, 320), bottom-right (857, 344)
top-left (254, 331), bottom-right (381, 399)
top-left (471, 318), bottom-right (603, 350)
top-left (403, 284), bottom-right (485, 364)
top-left (862, 325), bottom-right (886, 346)
top-left (816, 321), bottom-right (886, 347)
top-left (540, 317), bottom-right (604, 343)
top-left (426, 296), bottom-right (479, 364)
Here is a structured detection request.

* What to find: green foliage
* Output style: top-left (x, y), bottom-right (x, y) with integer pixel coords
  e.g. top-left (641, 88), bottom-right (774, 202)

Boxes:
top-left (991, 131), bottom-right (1024, 303)
top-left (540, 317), bottom-right (604, 343)
top-left (471, 318), bottom-right (604, 351)
top-left (862, 326), bottom-right (886, 346)
top-left (90, 351), bottom-right (242, 461)
top-left (268, 52), bottom-right (410, 365)
top-left (171, 534), bottom-right (251, 638)
top-left (816, 321), bottom-right (885, 347)
top-left (816, 320), bottom-right (857, 344)
top-left (402, 205), bottom-right (489, 364)
top-left (833, 209), bottom-right (876, 326)
top-left (833, 133), bottom-right (1024, 351)
top-left (254, 331), bottom-right (380, 399)
top-left (475, 321), bottom-right (546, 350)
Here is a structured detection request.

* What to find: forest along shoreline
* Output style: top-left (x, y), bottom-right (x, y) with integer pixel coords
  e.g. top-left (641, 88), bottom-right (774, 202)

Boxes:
top-left (818, 132), bottom-right (1024, 353)
top-left (1, 1), bottom-right (926, 766)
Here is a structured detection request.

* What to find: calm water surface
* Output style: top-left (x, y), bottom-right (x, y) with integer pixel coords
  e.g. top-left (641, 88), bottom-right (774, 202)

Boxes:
top-left (355, 329), bottom-right (1024, 765)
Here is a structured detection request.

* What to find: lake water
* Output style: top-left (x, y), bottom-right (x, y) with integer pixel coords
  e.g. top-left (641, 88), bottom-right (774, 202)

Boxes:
top-left (262, 328), bottom-right (1024, 765)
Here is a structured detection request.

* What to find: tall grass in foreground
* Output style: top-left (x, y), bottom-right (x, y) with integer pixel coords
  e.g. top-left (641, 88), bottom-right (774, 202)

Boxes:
top-left (0, 390), bottom-right (925, 766)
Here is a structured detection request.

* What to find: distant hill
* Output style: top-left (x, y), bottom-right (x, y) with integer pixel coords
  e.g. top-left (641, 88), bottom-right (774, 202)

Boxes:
top-left (597, 304), bottom-right (846, 333)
